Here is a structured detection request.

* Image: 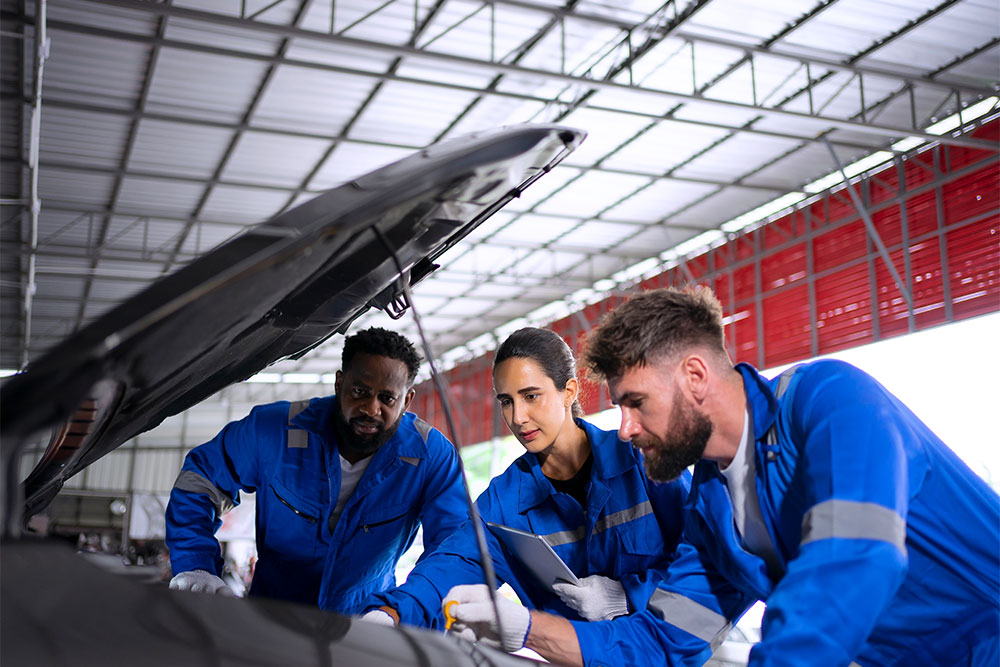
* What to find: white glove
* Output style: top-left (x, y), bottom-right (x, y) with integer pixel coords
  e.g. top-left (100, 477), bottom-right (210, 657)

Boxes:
top-left (169, 569), bottom-right (235, 596)
top-left (553, 574), bottom-right (628, 621)
top-left (361, 609), bottom-right (396, 626)
top-left (443, 584), bottom-right (531, 653)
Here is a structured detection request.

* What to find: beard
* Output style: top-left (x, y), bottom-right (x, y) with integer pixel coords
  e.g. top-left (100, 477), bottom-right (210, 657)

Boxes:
top-left (332, 395), bottom-right (401, 457)
top-left (635, 393), bottom-right (712, 482)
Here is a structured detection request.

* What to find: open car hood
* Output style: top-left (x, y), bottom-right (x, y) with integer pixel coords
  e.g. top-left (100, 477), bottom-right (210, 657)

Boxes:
top-left (1, 124), bottom-right (585, 531)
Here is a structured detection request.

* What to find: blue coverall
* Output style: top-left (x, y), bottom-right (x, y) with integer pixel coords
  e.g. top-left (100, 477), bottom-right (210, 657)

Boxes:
top-left (572, 360), bottom-right (1000, 667)
top-left (370, 419), bottom-right (690, 627)
top-left (165, 395), bottom-right (468, 613)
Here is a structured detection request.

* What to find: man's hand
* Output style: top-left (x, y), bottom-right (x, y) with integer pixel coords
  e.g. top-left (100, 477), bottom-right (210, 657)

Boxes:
top-left (443, 584), bottom-right (531, 652)
top-left (553, 574), bottom-right (628, 621)
top-left (169, 569), bottom-right (235, 596)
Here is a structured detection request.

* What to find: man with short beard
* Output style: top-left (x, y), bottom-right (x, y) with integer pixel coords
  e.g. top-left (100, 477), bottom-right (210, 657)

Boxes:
top-left (165, 327), bottom-right (468, 614)
top-left (446, 287), bottom-right (999, 667)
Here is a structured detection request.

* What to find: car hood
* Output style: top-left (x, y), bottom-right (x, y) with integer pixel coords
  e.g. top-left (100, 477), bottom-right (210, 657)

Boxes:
top-left (0, 124), bottom-right (585, 531)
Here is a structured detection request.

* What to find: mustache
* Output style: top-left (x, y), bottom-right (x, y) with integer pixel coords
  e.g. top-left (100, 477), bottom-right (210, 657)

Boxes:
top-left (350, 416), bottom-right (383, 429)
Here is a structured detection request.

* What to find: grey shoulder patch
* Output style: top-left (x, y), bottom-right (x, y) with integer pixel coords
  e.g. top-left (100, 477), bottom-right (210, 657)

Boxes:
top-left (400, 456), bottom-right (421, 467)
top-left (413, 417), bottom-right (431, 443)
top-left (288, 400), bottom-right (310, 422)
top-left (287, 400), bottom-right (311, 448)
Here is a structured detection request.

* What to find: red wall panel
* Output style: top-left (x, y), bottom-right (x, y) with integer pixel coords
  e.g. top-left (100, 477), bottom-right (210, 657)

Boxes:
top-left (947, 217), bottom-right (1000, 319)
top-left (909, 238), bottom-right (948, 329)
top-left (943, 163), bottom-right (999, 225)
top-left (904, 191), bottom-right (940, 239)
top-left (875, 249), bottom-right (912, 339)
top-left (815, 263), bottom-right (874, 353)
top-left (873, 205), bottom-right (903, 248)
top-left (761, 244), bottom-right (807, 291)
top-left (814, 220), bottom-right (865, 273)
top-left (728, 305), bottom-right (758, 368)
top-left (762, 285), bottom-right (812, 367)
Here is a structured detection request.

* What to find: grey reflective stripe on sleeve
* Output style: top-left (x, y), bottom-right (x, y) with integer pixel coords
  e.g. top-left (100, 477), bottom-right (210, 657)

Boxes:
top-left (800, 499), bottom-right (907, 555)
top-left (647, 589), bottom-right (731, 647)
top-left (540, 526), bottom-right (585, 547)
top-left (173, 470), bottom-right (236, 516)
top-left (399, 456), bottom-right (420, 466)
top-left (413, 417), bottom-right (431, 443)
top-left (593, 500), bottom-right (653, 535)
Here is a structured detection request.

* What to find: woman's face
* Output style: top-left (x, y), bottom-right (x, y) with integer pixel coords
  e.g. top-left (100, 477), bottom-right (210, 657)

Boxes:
top-left (493, 357), bottom-right (575, 454)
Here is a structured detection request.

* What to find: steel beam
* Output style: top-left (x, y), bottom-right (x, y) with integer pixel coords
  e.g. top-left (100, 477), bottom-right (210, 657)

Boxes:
top-left (37, 93), bottom-right (903, 160)
top-left (32, 10), bottom-right (997, 150)
top-left (83, 0), bottom-right (994, 97)
top-left (822, 138), bottom-right (913, 312)
top-left (73, 0), bottom-right (170, 334)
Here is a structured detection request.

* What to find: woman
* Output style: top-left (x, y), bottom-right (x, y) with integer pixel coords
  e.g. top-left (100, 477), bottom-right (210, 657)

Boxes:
top-left (362, 327), bottom-right (689, 632)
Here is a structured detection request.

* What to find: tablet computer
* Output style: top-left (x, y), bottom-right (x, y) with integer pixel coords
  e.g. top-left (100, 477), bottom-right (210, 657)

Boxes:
top-left (487, 521), bottom-right (581, 589)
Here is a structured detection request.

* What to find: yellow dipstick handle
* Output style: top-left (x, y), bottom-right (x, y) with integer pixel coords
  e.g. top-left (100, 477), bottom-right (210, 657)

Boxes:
top-left (443, 600), bottom-right (458, 631)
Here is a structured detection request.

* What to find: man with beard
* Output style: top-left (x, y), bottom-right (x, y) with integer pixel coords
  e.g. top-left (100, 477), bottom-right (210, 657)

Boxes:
top-left (165, 327), bottom-right (468, 613)
top-left (444, 287), bottom-right (999, 667)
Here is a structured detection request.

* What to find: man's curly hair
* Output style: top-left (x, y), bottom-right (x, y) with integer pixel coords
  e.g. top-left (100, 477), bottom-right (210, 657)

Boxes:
top-left (342, 327), bottom-right (422, 385)
top-left (583, 286), bottom-right (726, 381)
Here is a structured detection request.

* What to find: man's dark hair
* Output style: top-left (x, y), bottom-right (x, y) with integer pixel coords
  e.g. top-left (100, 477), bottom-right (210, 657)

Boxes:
top-left (342, 327), bottom-right (422, 385)
top-left (583, 286), bottom-right (726, 381)
top-left (494, 327), bottom-right (584, 418)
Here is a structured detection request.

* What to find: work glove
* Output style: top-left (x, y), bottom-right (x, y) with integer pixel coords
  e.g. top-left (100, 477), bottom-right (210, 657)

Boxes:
top-left (360, 609), bottom-right (396, 626)
top-left (553, 574), bottom-right (628, 621)
top-left (169, 569), bottom-right (235, 596)
top-left (443, 584), bottom-right (531, 653)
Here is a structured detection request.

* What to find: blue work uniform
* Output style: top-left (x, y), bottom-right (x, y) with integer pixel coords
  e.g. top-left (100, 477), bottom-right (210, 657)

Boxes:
top-left (573, 360), bottom-right (1000, 667)
top-left (165, 395), bottom-right (468, 613)
top-left (370, 419), bottom-right (689, 628)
